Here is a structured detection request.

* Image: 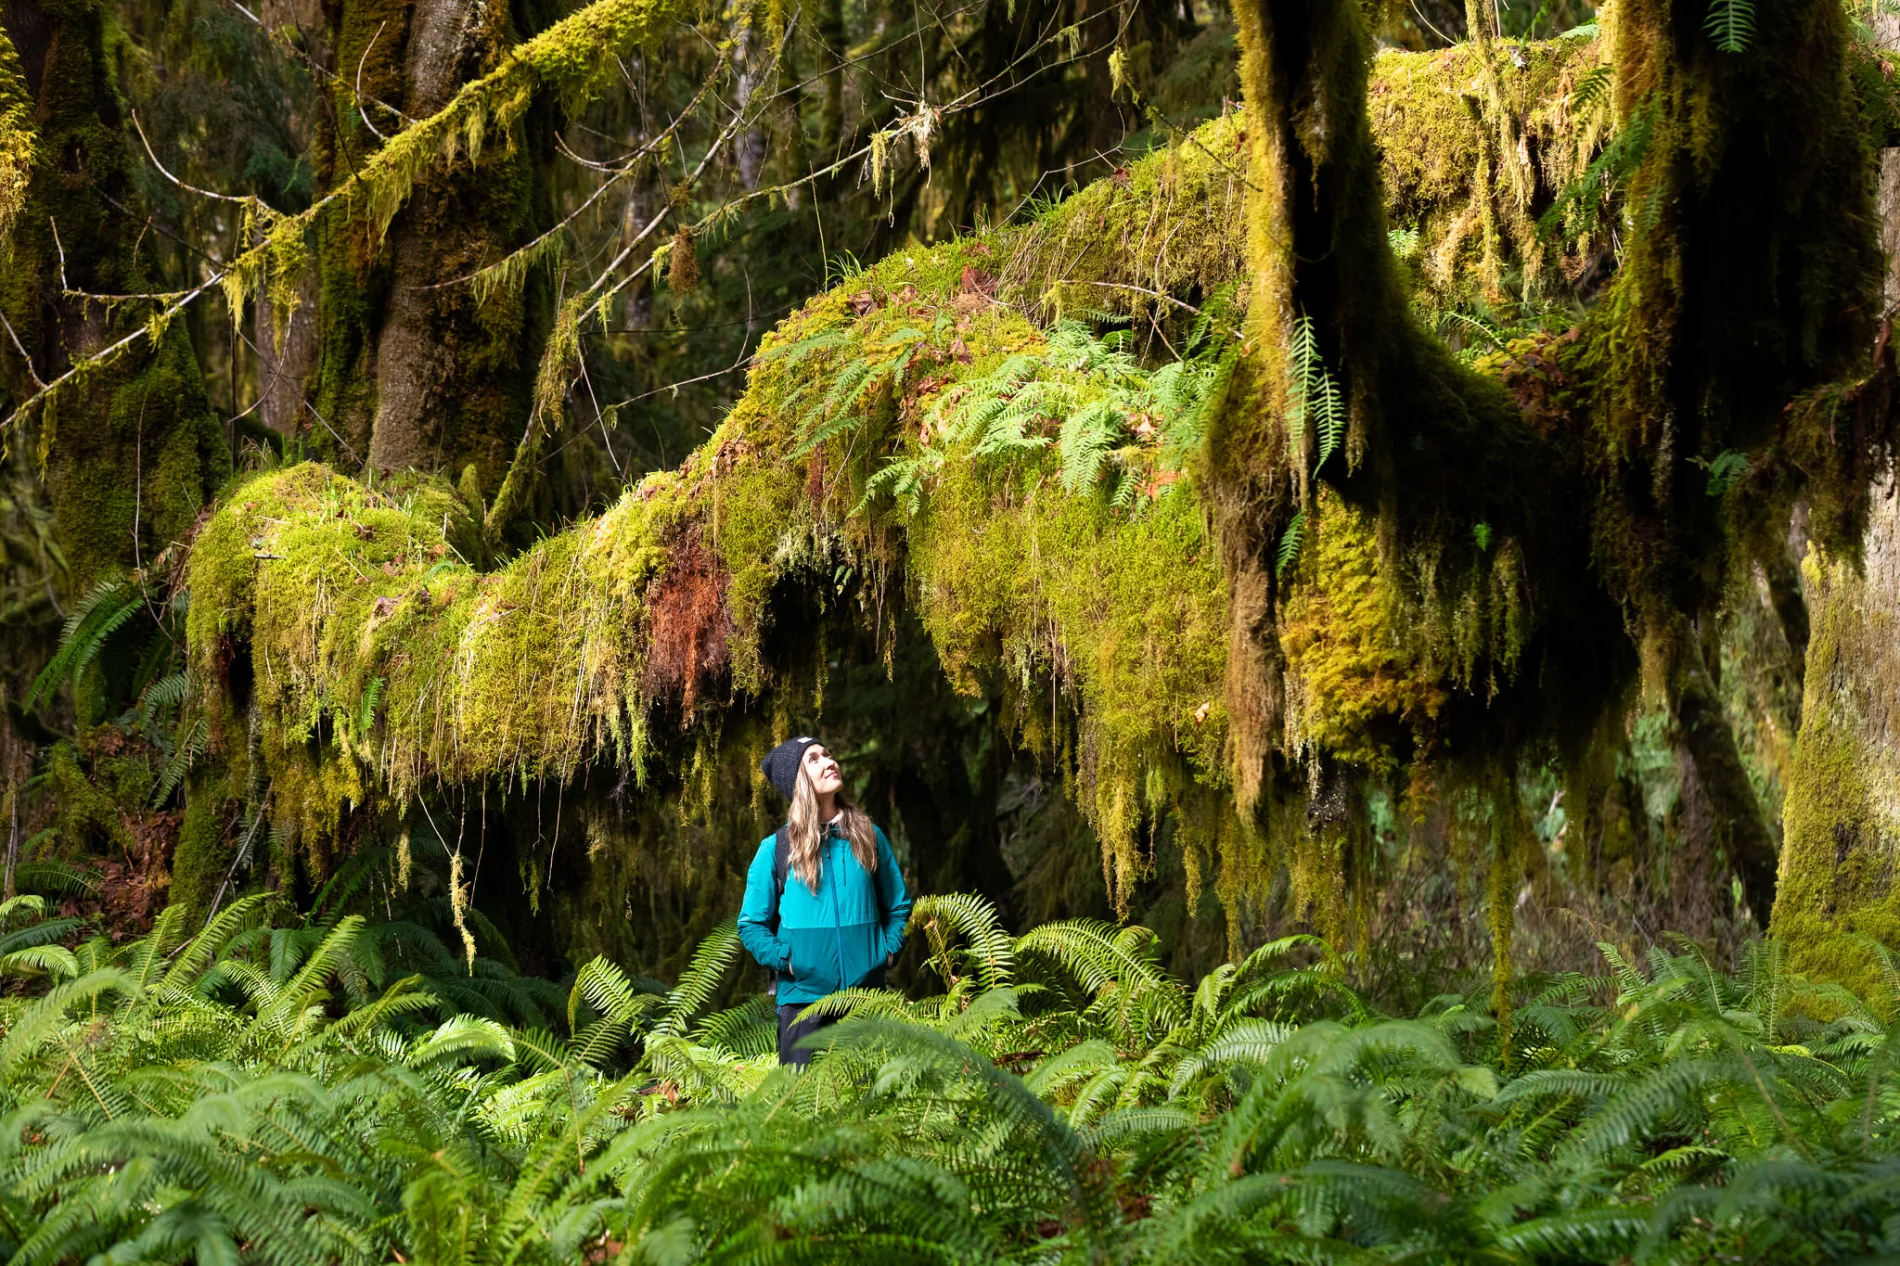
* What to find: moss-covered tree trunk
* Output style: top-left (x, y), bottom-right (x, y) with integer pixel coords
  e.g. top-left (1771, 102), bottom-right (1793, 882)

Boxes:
top-left (314, 0), bottom-right (551, 486)
top-left (1768, 9), bottom-right (1900, 986)
top-left (0, 0), bottom-right (227, 588)
top-left (1771, 480), bottom-right (1900, 992)
top-left (1668, 625), bottom-right (1782, 925)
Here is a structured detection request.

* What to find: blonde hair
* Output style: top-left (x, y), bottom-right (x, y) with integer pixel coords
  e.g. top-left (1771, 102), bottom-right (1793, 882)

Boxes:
top-left (788, 762), bottom-right (877, 892)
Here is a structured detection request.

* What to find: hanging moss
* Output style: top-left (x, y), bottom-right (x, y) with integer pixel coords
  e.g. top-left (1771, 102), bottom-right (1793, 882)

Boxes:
top-left (0, 28), bottom-right (31, 250)
top-left (1278, 490), bottom-right (1444, 773)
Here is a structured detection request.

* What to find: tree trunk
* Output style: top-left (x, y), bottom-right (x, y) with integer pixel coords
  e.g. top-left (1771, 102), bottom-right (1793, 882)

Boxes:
top-left (254, 272), bottom-right (319, 439)
top-left (315, 0), bottom-right (550, 487)
top-left (1769, 7), bottom-right (1900, 984)
top-left (1771, 477), bottom-right (1900, 991)
top-left (1669, 624), bottom-right (1780, 927)
top-left (0, 0), bottom-right (227, 588)
top-left (816, 0), bottom-right (845, 156)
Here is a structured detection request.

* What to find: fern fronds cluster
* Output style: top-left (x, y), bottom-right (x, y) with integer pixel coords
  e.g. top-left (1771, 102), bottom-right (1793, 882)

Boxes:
top-left (863, 319), bottom-right (1226, 517)
top-left (2, 886), bottom-right (1898, 1263)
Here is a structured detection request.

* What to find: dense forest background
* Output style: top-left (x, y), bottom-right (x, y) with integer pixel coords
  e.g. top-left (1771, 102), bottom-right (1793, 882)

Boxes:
top-left (5, 0), bottom-right (1893, 1000)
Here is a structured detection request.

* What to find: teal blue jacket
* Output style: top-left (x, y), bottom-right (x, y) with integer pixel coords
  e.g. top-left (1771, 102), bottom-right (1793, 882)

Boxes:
top-left (737, 824), bottom-right (912, 1005)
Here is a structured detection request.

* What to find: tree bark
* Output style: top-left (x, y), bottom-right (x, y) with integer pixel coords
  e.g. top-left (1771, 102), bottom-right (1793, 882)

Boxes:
top-left (1767, 7), bottom-right (1900, 986)
top-left (254, 272), bottom-right (319, 439)
top-left (0, 0), bottom-right (226, 586)
top-left (1669, 624), bottom-right (1780, 926)
top-left (1770, 476), bottom-right (1900, 990)
top-left (314, 0), bottom-right (549, 486)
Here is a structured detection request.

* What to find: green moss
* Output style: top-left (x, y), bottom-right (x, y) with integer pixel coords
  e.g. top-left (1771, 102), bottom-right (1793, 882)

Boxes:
top-left (1278, 491), bottom-right (1444, 772)
top-left (1770, 534), bottom-right (1900, 998)
top-left (1370, 39), bottom-right (1605, 314)
top-left (310, 215), bottom-right (381, 462)
top-left (169, 778), bottom-right (237, 923)
top-left (0, 28), bottom-right (32, 250)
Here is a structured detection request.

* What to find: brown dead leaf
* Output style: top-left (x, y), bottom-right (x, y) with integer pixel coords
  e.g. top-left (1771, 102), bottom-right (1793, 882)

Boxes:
top-left (958, 266), bottom-right (997, 299)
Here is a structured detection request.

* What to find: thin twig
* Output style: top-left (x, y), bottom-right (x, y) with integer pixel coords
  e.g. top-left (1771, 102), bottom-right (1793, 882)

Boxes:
top-left (205, 786), bottom-right (273, 929)
top-left (132, 112), bottom-right (255, 206)
top-left (0, 310), bottom-right (45, 391)
top-left (357, 22), bottom-right (392, 143)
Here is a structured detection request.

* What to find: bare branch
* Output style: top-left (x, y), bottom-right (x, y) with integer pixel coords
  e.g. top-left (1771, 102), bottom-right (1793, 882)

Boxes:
top-left (356, 22), bottom-right (392, 143)
top-left (0, 310), bottom-right (45, 392)
top-left (131, 112), bottom-right (257, 207)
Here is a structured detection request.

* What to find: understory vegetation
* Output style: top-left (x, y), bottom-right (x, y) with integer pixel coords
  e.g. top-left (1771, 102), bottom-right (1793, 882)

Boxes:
top-left (1, 866), bottom-right (1896, 1264)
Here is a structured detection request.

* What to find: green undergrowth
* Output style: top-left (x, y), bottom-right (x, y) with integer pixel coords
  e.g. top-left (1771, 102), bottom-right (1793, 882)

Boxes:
top-left (3, 886), bottom-right (1899, 1263)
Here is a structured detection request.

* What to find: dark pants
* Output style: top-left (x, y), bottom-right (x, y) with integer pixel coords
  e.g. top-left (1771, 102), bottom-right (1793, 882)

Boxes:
top-left (775, 965), bottom-right (882, 1067)
top-left (777, 1003), bottom-right (838, 1067)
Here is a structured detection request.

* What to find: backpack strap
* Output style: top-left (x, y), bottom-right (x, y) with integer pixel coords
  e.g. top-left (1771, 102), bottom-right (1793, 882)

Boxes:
top-left (770, 824), bottom-right (791, 929)
top-left (767, 825), bottom-right (790, 994)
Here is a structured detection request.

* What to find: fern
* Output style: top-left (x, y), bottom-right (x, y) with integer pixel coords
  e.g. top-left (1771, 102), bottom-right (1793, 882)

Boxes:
top-left (150, 717), bottom-right (207, 808)
top-left (1275, 511), bottom-right (1306, 577)
top-left (25, 578), bottom-right (142, 713)
top-left (357, 675), bottom-right (385, 736)
top-left (0, 883), bottom-right (1893, 1262)
top-left (1569, 63), bottom-right (1613, 117)
top-left (1704, 0), bottom-right (1755, 52)
top-left (136, 670), bottom-right (190, 733)
top-left (1285, 313), bottom-right (1344, 469)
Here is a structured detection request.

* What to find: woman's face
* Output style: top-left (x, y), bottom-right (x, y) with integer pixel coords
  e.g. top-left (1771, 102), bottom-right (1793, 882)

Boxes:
top-left (801, 744), bottom-right (844, 797)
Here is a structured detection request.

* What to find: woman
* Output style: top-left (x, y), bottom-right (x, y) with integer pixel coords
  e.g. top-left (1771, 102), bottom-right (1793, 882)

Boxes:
top-left (737, 736), bottom-right (913, 1067)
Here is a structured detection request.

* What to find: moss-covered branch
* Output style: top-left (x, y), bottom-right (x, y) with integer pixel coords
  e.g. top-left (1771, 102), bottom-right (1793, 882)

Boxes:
top-left (163, 38), bottom-right (1632, 934)
top-left (1, 0), bottom-right (706, 436)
